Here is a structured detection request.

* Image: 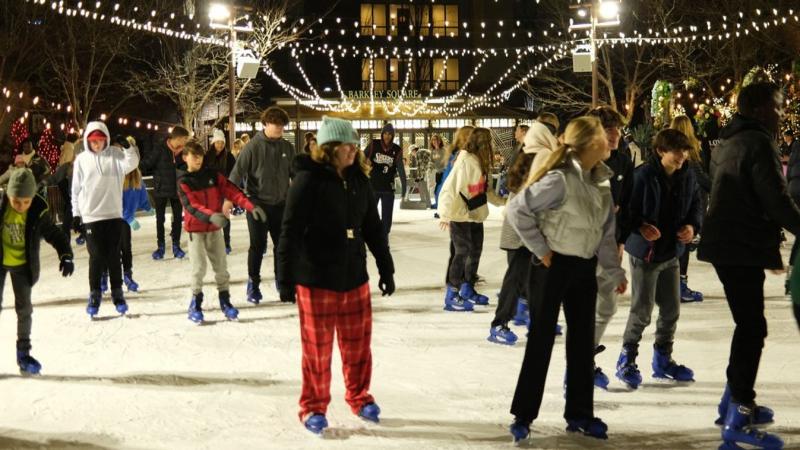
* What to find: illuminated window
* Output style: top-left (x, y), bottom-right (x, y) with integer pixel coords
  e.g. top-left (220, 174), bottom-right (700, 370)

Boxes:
top-left (431, 4), bottom-right (458, 36)
top-left (362, 58), bottom-right (399, 90)
top-left (361, 4), bottom-right (386, 36)
top-left (432, 58), bottom-right (459, 92)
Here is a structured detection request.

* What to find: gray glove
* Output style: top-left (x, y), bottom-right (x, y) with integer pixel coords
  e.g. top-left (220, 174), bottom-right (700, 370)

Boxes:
top-left (251, 206), bottom-right (267, 223)
top-left (210, 213), bottom-right (229, 228)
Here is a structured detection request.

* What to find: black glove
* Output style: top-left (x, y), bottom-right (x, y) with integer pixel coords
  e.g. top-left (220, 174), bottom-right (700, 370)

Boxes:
top-left (378, 274), bottom-right (395, 296)
top-left (72, 216), bottom-right (82, 231)
top-left (114, 134), bottom-right (130, 149)
top-left (278, 283), bottom-right (296, 303)
top-left (59, 256), bottom-right (74, 277)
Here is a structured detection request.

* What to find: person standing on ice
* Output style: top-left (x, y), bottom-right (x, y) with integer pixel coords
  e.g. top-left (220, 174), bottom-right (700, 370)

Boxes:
top-left (614, 129), bottom-right (702, 390)
top-left (228, 106), bottom-right (295, 305)
top-left (206, 129), bottom-right (237, 255)
top-left (177, 140), bottom-right (266, 324)
top-left (364, 122), bottom-right (406, 237)
top-left (437, 128), bottom-right (496, 312)
top-left (72, 121), bottom-right (140, 319)
top-left (139, 125), bottom-right (190, 261)
top-left (699, 81), bottom-right (797, 450)
top-left (506, 116), bottom-right (627, 444)
top-left (275, 117), bottom-right (394, 436)
top-left (0, 168), bottom-right (73, 375)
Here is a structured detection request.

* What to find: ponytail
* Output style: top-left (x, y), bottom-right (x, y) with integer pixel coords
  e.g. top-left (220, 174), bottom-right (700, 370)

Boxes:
top-left (524, 143), bottom-right (569, 187)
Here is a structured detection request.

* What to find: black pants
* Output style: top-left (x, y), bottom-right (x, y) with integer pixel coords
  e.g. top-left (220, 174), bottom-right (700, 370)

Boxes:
top-left (153, 196), bottom-right (182, 247)
top-left (492, 247), bottom-right (531, 327)
top-left (713, 265), bottom-right (767, 406)
top-left (679, 248), bottom-right (689, 278)
top-left (246, 202), bottom-right (284, 285)
top-left (120, 223), bottom-right (132, 274)
top-left (223, 222), bottom-right (231, 248)
top-left (375, 191), bottom-right (395, 237)
top-left (86, 219), bottom-right (125, 292)
top-left (0, 266), bottom-right (33, 352)
top-left (447, 222), bottom-right (484, 287)
top-left (511, 253), bottom-right (597, 423)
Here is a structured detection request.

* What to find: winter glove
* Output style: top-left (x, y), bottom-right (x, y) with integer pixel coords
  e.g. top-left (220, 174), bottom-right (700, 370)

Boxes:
top-left (130, 219), bottom-right (141, 231)
top-left (72, 216), bottom-right (82, 230)
top-left (209, 213), bottom-right (229, 229)
top-left (278, 283), bottom-right (296, 303)
top-left (378, 274), bottom-right (395, 296)
top-left (59, 256), bottom-right (74, 277)
top-left (251, 206), bottom-right (267, 223)
top-left (114, 134), bottom-right (131, 149)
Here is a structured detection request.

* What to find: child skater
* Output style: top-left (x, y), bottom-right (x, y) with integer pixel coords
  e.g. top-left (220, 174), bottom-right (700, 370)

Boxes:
top-left (615, 128), bottom-right (702, 390)
top-left (120, 137), bottom-right (152, 292)
top-left (177, 140), bottom-right (266, 324)
top-left (72, 121), bottom-right (139, 319)
top-left (438, 128), bottom-right (495, 312)
top-left (1, 168), bottom-right (74, 374)
top-left (506, 116), bottom-right (627, 443)
top-left (276, 117), bottom-right (395, 436)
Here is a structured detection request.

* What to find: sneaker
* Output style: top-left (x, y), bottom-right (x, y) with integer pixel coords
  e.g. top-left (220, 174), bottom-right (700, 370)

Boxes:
top-left (358, 402), bottom-right (381, 423)
top-left (509, 418), bottom-right (531, 444)
top-left (716, 384), bottom-right (774, 427)
top-left (512, 298), bottom-right (529, 326)
top-left (188, 293), bottom-right (204, 324)
top-left (615, 344), bottom-right (642, 389)
top-left (487, 324), bottom-right (518, 345)
top-left (304, 413), bottom-right (328, 436)
top-left (680, 280), bottom-right (704, 303)
top-left (443, 285), bottom-right (474, 312)
top-left (246, 279), bottom-right (262, 305)
top-left (123, 272), bottom-right (139, 292)
top-left (459, 282), bottom-right (489, 306)
top-left (152, 244), bottom-right (165, 260)
top-left (721, 403), bottom-right (783, 450)
top-left (111, 288), bottom-right (128, 315)
top-left (172, 243), bottom-right (186, 259)
top-left (652, 345), bottom-right (694, 382)
top-left (16, 351), bottom-right (41, 375)
top-left (219, 291), bottom-right (239, 320)
top-left (566, 417), bottom-right (608, 440)
top-left (100, 272), bottom-right (109, 294)
top-left (86, 290), bottom-right (101, 318)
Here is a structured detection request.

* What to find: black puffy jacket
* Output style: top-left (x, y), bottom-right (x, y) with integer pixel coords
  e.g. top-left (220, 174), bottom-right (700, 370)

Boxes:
top-left (0, 194), bottom-right (72, 285)
top-left (605, 148), bottom-right (634, 244)
top-left (140, 139), bottom-right (186, 198)
top-left (276, 154), bottom-right (394, 292)
top-left (698, 114), bottom-right (800, 269)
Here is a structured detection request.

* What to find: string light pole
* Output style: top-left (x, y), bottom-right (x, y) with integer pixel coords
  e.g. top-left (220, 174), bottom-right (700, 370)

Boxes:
top-left (570, 1), bottom-right (621, 108)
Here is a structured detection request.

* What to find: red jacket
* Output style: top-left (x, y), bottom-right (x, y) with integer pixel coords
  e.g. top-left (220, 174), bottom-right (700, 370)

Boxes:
top-left (178, 169), bottom-right (254, 233)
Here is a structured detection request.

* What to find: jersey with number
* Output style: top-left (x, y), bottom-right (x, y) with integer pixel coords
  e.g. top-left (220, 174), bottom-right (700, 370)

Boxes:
top-left (365, 140), bottom-right (402, 192)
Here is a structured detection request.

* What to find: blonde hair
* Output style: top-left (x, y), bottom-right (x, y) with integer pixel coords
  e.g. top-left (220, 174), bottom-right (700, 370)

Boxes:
top-left (59, 141), bottom-right (75, 166)
top-left (240, 133), bottom-right (251, 144)
top-left (443, 125), bottom-right (475, 166)
top-left (232, 139), bottom-right (244, 157)
top-left (312, 142), bottom-right (370, 176)
top-left (669, 115), bottom-right (702, 163)
top-left (464, 128), bottom-right (494, 175)
top-left (526, 116), bottom-right (604, 186)
top-left (123, 168), bottom-right (143, 190)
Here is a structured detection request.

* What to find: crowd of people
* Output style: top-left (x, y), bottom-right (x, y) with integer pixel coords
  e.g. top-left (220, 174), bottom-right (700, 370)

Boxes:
top-left (0, 81), bottom-right (796, 448)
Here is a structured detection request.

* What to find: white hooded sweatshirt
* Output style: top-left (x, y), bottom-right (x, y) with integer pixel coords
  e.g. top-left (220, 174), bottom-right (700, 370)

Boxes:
top-left (72, 121), bottom-right (140, 224)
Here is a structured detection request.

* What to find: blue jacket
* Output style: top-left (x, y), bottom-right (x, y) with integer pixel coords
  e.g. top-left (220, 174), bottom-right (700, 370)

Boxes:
top-left (122, 186), bottom-right (152, 225)
top-left (625, 156), bottom-right (703, 261)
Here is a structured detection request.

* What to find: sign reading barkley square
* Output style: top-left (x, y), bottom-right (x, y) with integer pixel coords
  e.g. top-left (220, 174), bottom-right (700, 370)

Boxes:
top-left (345, 90), bottom-right (422, 100)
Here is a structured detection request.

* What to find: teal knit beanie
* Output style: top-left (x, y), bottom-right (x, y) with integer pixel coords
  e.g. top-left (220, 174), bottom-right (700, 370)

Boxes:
top-left (317, 116), bottom-right (359, 146)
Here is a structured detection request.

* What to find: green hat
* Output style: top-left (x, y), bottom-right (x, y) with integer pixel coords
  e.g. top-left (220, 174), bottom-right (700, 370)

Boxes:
top-left (7, 168), bottom-right (36, 198)
top-left (317, 116), bottom-right (359, 146)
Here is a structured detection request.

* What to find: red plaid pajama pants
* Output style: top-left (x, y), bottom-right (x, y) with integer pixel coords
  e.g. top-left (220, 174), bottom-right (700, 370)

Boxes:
top-left (297, 282), bottom-right (374, 420)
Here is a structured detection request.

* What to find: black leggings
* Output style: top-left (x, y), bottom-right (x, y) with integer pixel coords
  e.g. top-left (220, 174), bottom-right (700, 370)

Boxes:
top-left (492, 248), bottom-right (531, 327)
top-left (85, 219), bottom-right (125, 292)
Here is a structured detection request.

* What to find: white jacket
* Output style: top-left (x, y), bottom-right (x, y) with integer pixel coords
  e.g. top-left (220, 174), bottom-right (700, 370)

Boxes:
top-left (437, 151), bottom-right (489, 223)
top-left (72, 122), bottom-right (140, 224)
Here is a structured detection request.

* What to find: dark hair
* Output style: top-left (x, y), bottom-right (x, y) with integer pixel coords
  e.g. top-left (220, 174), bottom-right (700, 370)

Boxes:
top-left (181, 139), bottom-right (205, 157)
top-left (784, 129), bottom-right (795, 136)
top-left (170, 126), bottom-right (190, 139)
top-left (261, 106), bottom-right (290, 126)
top-left (737, 82), bottom-right (781, 117)
top-left (587, 106), bottom-right (625, 128)
top-left (653, 129), bottom-right (693, 153)
top-left (506, 153), bottom-right (536, 194)
top-left (517, 124), bottom-right (530, 132)
top-left (66, 132), bottom-right (80, 142)
top-left (303, 133), bottom-right (317, 154)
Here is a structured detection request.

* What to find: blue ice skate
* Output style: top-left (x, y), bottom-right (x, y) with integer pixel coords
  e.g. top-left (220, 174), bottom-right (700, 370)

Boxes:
top-left (225, 245), bottom-right (232, 255)
top-left (358, 402), bottom-right (381, 423)
top-left (716, 384), bottom-right (774, 427)
top-left (86, 290), bottom-right (101, 318)
top-left (443, 285), bottom-right (473, 312)
top-left (172, 243), bottom-right (186, 259)
top-left (304, 413), bottom-right (328, 436)
top-left (76, 234), bottom-right (86, 246)
top-left (680, 279), bottom-right (704, 303)
top-left (123, 272), bottom-right (139, 292)
top-left (152, 244), bottom-right (165, 260)
top-left (509, 418), bottom-right (531, 444)
top-left (487, 324), bottom-right (518, 345)
top-left (459, 282), bottom-right (489, 306)
top-left (512, 298), bottom-right (529, 326)
top-left (555, 323), bottom-right (563, 336)
top-left (593, 345), bottom-right (610, 390)
top-left (615, 345), bottom-right (642, 389)
top-left (652, 346), bottom-right (694, 382)
top-left (566, 417), bottom-right (608, 440)
top-left (219, 291), bottom-right (239, 320)
top-left (112, 288), bottom-right (128, 315)
top-left (720, 403), bottom-right (783, 450)
top-left (246, 279), bottom-right (262, 305)
top-left (17, 351), bottom-right (41, 375)
top-left (188, 293), bottom-right (204, 324)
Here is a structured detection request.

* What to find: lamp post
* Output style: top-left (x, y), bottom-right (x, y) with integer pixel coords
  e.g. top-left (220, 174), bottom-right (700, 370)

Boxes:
top-left (570, 1), bottom-right (621, 108)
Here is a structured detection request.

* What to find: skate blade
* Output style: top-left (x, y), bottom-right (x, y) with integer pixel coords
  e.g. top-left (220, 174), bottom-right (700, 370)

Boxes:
top-left (18, 369), bottom-right (41, 377)
top-left (443, 305), bottom-right (473, 312)
top-left (651, 374), bottom-right (695, 384)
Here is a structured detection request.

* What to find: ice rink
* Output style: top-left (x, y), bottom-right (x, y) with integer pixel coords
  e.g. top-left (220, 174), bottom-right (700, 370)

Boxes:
top-left (0, 203), bottom-right (798, 449)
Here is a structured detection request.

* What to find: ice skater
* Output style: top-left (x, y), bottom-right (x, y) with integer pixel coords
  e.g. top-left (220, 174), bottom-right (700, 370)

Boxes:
top-left (72, 122), bottom-right (140, 319)
top-left (275, 117), bottom-right (394, 436)
top-left (364, 122), bottom-right (407, 237)
top-left (614, 129), bottom-right (702, 390)
top-left (119, 138), bottom-right (151, 293)
top-left (506, 116), bottom-right (627, 444)
top-left (699, 81), bottom-right (796, 450)
top-left (0, 168), bottom-right (73, 375)
top-left (177, 140), bottom-right (266, 324)
top-left (207, 129), bottom-right (237, 255)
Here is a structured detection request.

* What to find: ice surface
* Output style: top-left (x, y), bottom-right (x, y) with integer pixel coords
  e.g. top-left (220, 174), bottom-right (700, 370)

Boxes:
top-left (1, 202), bottom-right (798, 449)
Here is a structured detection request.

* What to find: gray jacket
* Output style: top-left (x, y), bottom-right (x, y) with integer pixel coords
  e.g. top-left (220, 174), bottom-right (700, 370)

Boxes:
top-left (229, 131), bottom-right (295, 206)
top-left (507, 154), bottom-right (626, 286)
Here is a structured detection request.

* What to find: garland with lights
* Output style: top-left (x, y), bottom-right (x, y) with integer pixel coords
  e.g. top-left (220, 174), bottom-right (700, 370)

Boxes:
top-left (37, 127), bottom-right (60, 174)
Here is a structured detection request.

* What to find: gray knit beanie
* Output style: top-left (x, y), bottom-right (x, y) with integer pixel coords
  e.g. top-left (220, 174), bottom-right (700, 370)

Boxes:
top-left (317, 116), bottom-right (359, 145)
top-left (7, 168), bottom-right (36, 198)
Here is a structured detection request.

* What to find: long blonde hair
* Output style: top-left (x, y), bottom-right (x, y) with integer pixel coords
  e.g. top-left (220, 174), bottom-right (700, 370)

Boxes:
top-left (443, 125), bottom-right (474, 165)
top-left (464, 128), bottom-right (494, 175)
top-left (526, 116), bottom-right (604, 186)
top-left (124, 168), bottom-right (143, 190)
top-left (669, 115), bottom-right (702, 163)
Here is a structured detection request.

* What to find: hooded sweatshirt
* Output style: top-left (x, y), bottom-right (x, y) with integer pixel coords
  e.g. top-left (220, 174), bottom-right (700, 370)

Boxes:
top-left (524, 122), bottom-right (560, 177)
top-left (228, 131), bottom-right (295, 206)
top-left (364, 123), bottom-right (407, 193)
top-left (71, 122), bottom-right (140, 224)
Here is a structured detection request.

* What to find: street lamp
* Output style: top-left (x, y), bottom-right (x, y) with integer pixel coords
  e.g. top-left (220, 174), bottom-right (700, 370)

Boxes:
top-left (570, 1), bottom-right (621, 108)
